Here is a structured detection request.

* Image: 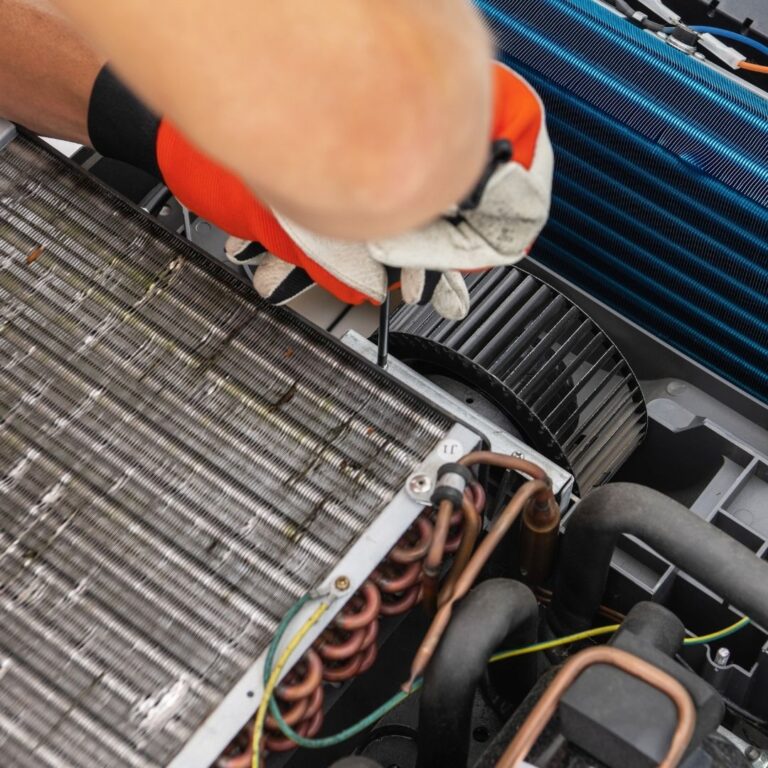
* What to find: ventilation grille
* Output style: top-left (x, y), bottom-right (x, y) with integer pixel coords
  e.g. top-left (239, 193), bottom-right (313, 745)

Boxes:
top-left (0, 136), bottom-right (452, 768)
top-left (389, 268), bottom-right (646, 495)
top-left (476, 0), bottom-right (768, 403)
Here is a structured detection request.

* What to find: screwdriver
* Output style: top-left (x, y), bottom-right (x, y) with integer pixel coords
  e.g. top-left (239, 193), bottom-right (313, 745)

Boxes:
top-left (377, 292), bottom-right (390, 368)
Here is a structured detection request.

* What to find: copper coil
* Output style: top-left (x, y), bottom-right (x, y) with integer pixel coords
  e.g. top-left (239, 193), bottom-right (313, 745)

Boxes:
top-left (323, 650), bottom-right (366, 682)
top-left (469, 482), bottom-right (486, 514)
top-left (372, 560), bottom-right (422, 593)
top-left (379, 584), bottom-right (422, 616)
top-left (445, 485), bottom-right (485, 554)
top-left (335, 580), bottom-right (382, 630)
top-left (266, 694), bottom-right (308, 728)
top-left (358, 617), bottom-right (378, 651)
top-left (321, 618), bottom-right (380, 681)
top-left (276, 649), bottom-right (323, 702)
top-left (216, 725), bottom-right (254, 768)
top-left (317, 625), bottom-right (368, 661)
top-left (218, 746), bottom-right (254, 768)
top-left (266, 685), bottom-right (323, 730)
top-left (388, 515), bottom-right (434, 564)
top-left (264, 708), bottom-right (324, 753)
top-left (444, 525), bottom-right (464, 554)
top-left (356, 639), bottom-right (379, 674)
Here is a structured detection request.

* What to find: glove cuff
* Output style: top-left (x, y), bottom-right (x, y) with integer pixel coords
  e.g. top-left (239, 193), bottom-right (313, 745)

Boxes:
top-left (87, 65), bottom-right (161, 178)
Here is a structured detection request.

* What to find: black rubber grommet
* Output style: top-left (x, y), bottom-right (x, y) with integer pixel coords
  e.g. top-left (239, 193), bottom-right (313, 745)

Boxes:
top-left (431, 487), bottom-right (464, 508)
top-left (436, 463), bottom-right (474, 484)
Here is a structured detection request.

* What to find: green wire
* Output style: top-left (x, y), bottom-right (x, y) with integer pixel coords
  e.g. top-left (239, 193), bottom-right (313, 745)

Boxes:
top-left (263, 598), bottom-right (751, 750)
top-left (263, 594), bottom-right (313, 688)
top-left (682, 615), bottom-right (750, 646)
top-left (268, 680), bottom-right (423, 749)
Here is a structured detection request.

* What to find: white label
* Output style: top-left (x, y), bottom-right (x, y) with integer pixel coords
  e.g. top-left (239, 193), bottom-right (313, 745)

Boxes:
top-left (437, 439), bottom-right (465, 461)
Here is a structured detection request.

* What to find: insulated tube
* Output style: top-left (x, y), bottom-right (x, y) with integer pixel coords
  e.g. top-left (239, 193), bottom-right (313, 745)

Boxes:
top-left (417, 579), bottom-right (539, 768)
top-left (549, 483), bottom-right (768, 635)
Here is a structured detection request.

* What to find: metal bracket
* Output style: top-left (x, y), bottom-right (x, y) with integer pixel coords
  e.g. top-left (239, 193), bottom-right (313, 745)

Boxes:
top-left (0, 120), bottom-right (16, 153)
top-left (170, 422), bottom-right (481, 768)
top-left (342, 331), bottom-right (574, 508)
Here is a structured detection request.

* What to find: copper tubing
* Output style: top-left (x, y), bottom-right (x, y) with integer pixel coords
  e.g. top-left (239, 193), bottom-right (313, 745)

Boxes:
top-left (317, 626), bottom-right (367, 660)
top-left (357, 638), bottom-right (379, 674)
top-left (265, 708), bottom-right (324, 752)
top-left (445, 484), bottom-right (485, 555)
top-left (276, 649), bottom-right (323, 701)
top-left (379, 583), bottom-right (422, 616)
top-left (495, 646), bottom-right (696, 768)
top-left (459, 450), bottom-right (549, 484)
top-left (217, 726), bottom-right (254, 768)
top-left (265, 683), bottom-right (323, 730)
top-left (323, 651), bottom-right (366, 682)
top-left (263, 653), bottom-right (327, 755)
top-left (389, 516), bottom-right (434, 564)
top-left (443, 505), bottom-right (466, 554)
top-left (469, 482), bottom-right (487, 515)
top-left (218, 742), bottom-right (254, 768)
top-left (336, 580), bottom-right (382, 630)
top-left (535, 587), bottom-right (625, 624)
top-left (407, 479), bottom-right (551, 688)
top-left (424, 500), bottom-right (455, 576)
top-left (438, 494), bottom-right (482, 607)
top-left (265, 695), bottom-right (308, 728)
top-left (519, 495), bottom-right (561, 585)
top-left (423, 499), bottom-right (459, 614)
top-left (321, 616), bottom-right (379, 683)
top-left (373, 560), bottom-right (422, 593)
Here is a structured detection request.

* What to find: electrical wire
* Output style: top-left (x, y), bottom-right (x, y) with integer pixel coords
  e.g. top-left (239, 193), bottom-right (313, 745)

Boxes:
top-left (613, 0), bottom-right (665, 31)
top-left (268, 679), bottom-right (423, 749)
top-left (659, 24), bottom-right (768, 73)
top-left (739, 61), bottom-right (768, 74)
top-left (490, 625), bottom-right (622, 662)
top-left (684, 26), bottom-right (768, 59)
top-left (683, 615), bottom-right (751, 646)
top-left (251, 598), bottom-right (330, 768)
top-left (262, 596), bottom-right (751, 751)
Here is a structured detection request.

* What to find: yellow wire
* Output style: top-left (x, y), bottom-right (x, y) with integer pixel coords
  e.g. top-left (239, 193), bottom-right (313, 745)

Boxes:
top-left (682, 615), bottom-right (750, 645)
top-left (251, 601), bottom-right (330, 768)
top-left (489, 615), bottom-right (752, 664)
top-left (490, 625), bottom-right (620, 663)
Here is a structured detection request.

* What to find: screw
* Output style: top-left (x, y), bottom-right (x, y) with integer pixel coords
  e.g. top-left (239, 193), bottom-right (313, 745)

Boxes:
top-left (512, 451), bottom-right (525, 459)
top-left (408, 474), bottom-right (433, 495)
top-left (746, 746), bottom-right (768, 768)
top-left (334, 576), bottom-right (350, 592)
top-left (714, 647), bottom-right (731, 667)
top-left (744, 747), bottom-right (768, 768)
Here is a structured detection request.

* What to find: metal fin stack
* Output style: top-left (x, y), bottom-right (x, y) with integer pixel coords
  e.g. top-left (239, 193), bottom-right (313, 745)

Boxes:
top-left (389, 268), bottom-right (647, 495)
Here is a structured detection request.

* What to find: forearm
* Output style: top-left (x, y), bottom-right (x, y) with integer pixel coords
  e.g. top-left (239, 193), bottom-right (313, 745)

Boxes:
top-left (0, 0), bottom-right (102, 144)
top-left (52, 0), bottom-right (493, 238)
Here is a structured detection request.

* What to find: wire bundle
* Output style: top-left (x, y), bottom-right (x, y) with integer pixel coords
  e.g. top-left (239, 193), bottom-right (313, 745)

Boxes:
top-left (257, 599), bottom-right (751, 756)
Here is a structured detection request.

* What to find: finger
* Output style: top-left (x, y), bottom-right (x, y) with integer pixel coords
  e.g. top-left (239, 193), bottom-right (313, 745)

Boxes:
top-left (225, 236), bottom-right (267, 265)
top-left (252, 253), bottom-right (315, 305)
top-left (431, 271), bottom-right (471, 320)
top-left (400, 269), bottom-right (443, 305)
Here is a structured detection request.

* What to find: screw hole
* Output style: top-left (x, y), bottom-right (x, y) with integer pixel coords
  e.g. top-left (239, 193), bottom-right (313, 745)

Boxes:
top-left (246, 691), bottom-right (254, 698)
top-left (465, 397), bottom-right (475, 404)
top-left (473, 726), bottom-right (490, 742)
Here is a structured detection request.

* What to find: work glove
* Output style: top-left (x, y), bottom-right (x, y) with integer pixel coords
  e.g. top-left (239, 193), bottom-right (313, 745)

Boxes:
top-left (88, 63), bottom-right (553, 319)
